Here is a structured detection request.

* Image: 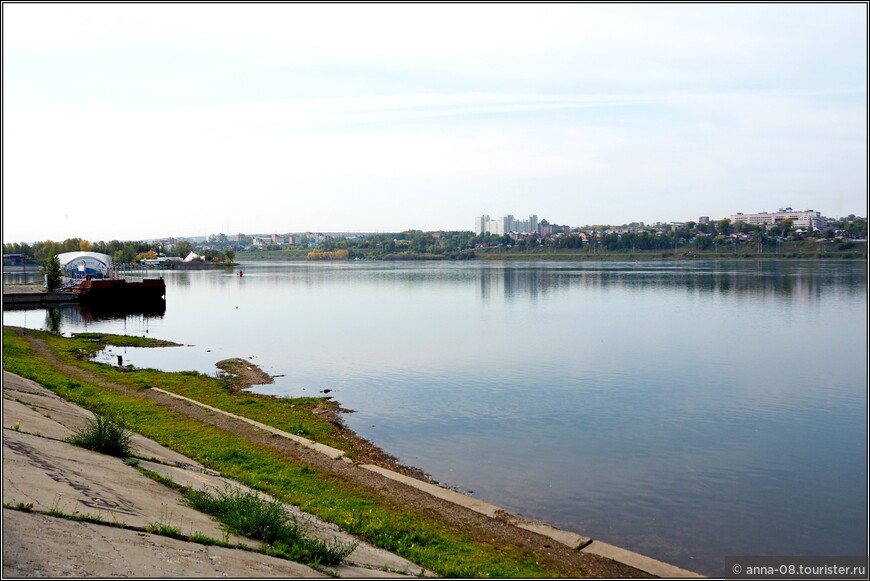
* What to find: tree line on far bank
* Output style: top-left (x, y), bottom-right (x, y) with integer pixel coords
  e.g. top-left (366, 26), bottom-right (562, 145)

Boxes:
top-left (3, 238), bottom-right (234, 265)
top-left (250, 217), bottom-right (867, 258)
top-left (5, 216), bottom-right (866, 265)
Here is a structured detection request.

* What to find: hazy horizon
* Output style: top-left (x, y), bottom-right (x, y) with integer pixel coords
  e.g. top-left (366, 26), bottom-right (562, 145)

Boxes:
top-left (3, 4), bottom-right (866, 243)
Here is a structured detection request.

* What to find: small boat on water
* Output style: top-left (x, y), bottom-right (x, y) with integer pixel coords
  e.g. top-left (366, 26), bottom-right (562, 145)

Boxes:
top-left (57, 251), bottom-right (166, 304)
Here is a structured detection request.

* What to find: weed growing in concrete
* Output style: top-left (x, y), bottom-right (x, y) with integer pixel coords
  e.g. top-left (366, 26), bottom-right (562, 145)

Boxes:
top-left (71, 512), bottom-right (107, 525)
top-left (182, 485), bottom-right (357, 566)
top-left (4, 502), bottom-right (34, 511)
top-left (48, 494), bottom-right (66, 517)
top-left (66, 414), bottom-right (133, 458)
top-left (146, 521), bottom-right (184, 539)
top-left (135, 466), bottom-right (184, 490)
top-left (189, 531), bottom-right (224, 546)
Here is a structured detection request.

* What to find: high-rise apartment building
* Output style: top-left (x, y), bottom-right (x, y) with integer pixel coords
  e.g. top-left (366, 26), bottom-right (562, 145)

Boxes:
top-left (474, 215), bottom-right (491, 235)
top-left (474, 214), bottom-right (539, 235)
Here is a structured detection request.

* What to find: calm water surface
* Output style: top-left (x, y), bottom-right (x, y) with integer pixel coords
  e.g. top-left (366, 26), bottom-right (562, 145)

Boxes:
top-left (4, 260), bottom-right (867, 575)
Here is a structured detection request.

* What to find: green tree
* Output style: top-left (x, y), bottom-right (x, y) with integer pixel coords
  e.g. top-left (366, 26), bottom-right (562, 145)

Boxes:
top-left (174, 240), bottom-right (194, 258)
top-left (845, 218), bottom-right (867, 238)
top-left (694, 235), bottom-right (713, 250)
top-left (42, 253), bottom-right (62, 291)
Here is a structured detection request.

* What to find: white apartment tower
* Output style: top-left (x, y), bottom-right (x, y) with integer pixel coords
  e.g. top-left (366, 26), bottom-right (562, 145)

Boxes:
top-left (474, 215), bottom-right (491, 235)
top-left (475, 214), bottom-right (539, 235)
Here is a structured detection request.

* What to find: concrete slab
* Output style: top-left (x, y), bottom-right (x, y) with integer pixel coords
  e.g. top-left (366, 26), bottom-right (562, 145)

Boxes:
top-left (3, 370), bottom-right (212, 470)
top-left (3, 398), bottom-right (75, 440)
top-left (2, 430), bottom-right (248, 544)
top-left (3, 389), bottom-right (92, 433)
top-left (504, 515), bottom-right (591, 550)
top-left (361, 463), bottom-right (505, 518)
top-left (583, 540), bottom-right (705, 578)
top-left (2, 508), bottom-right (326, 578)
top-left (3, 370), bottom-right (64, 396)
top-left (331, 564), bottom-right (425, 578)
top-left (3, 371), bottom-right (95, 433)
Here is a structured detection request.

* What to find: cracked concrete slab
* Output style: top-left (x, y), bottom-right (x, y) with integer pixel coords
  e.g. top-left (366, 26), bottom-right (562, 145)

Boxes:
top-left (2, 509), bottom-right (325, 578)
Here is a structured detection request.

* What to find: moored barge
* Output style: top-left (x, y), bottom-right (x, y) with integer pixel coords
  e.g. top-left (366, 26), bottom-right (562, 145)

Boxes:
top-left (70, 276), bottom-right (166, 303)
top-left (57, 251), bottom-right (166, 304)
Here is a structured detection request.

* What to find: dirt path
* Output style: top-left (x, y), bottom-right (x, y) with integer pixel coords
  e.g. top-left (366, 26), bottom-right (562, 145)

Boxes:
top-left (10, 328), bottom-right (648, 578)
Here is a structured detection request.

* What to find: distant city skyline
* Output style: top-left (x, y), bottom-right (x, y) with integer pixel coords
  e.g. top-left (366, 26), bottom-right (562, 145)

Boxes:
top-left (5, 204), bottom-right (867, 246)
top-left (3, 3), bottom-right (866, 243)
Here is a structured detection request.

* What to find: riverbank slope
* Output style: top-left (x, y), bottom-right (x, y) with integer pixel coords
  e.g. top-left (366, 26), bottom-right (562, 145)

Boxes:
top-left (2, 326), bottom-right (703, 578)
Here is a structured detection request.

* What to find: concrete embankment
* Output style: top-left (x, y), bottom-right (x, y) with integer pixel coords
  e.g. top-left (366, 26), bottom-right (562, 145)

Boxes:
top-left (3, 292), bottom-right (77, 306)
top-left (3, 368), bottom-right (704, 578)
top-left (2, 284), bottom-right (78, 307)
top-left (2, 371), bottom-right (431, 578)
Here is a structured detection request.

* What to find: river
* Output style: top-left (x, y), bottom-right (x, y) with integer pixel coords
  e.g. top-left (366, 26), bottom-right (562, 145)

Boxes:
top-left (3, 259), bottom-right (867, 576)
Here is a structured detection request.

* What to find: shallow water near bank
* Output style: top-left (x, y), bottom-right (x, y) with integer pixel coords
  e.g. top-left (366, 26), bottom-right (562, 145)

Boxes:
top-left (4, 259), bottom-right (867, 576)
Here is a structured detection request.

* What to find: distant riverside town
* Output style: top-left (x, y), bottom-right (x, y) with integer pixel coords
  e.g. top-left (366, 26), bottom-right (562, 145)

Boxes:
top-left (474, 208), bottom-right (828, 237)
top-left (2, 207), bottom-right (866, 265)
top-left (183, 207), bottom-right (860, 249)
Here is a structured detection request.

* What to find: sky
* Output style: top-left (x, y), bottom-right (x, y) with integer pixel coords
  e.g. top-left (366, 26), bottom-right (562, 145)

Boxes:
top-left (3, 3), bottom-right (867, 243)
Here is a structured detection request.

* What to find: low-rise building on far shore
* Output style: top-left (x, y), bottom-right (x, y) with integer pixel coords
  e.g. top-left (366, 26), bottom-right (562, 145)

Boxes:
top-left (731, 208), bottom-right (826, 231)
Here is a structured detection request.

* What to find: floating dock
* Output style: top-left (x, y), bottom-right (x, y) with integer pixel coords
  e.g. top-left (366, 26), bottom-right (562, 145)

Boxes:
top-left (2, 290), bottom-right (78, 307)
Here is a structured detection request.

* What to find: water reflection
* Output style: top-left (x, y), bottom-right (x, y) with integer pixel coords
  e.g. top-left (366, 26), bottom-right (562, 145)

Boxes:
top-left (5, 300), bottom-right (166, 334)
top-left (473, 261), bottom-right (864, 303)
top-left (2, 266), bottom-right (43, 286)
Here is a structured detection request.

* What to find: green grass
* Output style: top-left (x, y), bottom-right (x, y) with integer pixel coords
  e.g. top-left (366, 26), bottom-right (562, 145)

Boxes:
top-left (146, 521), bottom-right (185, 539)
top-left (33, 331), bottom-right (353, 457)
top-left (4, 502), bottom-right (34, 511)
top-left (66, 414), bottom-right (134, 458)
top-left (183, 485), bottom-right (357, 566)
top-left (70, 332), bottom-right (181, 348)
top-left (2, 327), bottom-right (555, 578)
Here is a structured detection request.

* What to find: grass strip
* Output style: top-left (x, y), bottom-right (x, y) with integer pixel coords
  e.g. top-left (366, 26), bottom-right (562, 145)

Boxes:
top-left (39, 331), bottom-right (355, 456)
top-left (182, 484), bottom-right (357, 566)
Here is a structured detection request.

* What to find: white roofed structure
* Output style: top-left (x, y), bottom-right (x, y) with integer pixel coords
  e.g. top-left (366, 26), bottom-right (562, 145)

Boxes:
top-left (57, 252), bottom-right (113, 279)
